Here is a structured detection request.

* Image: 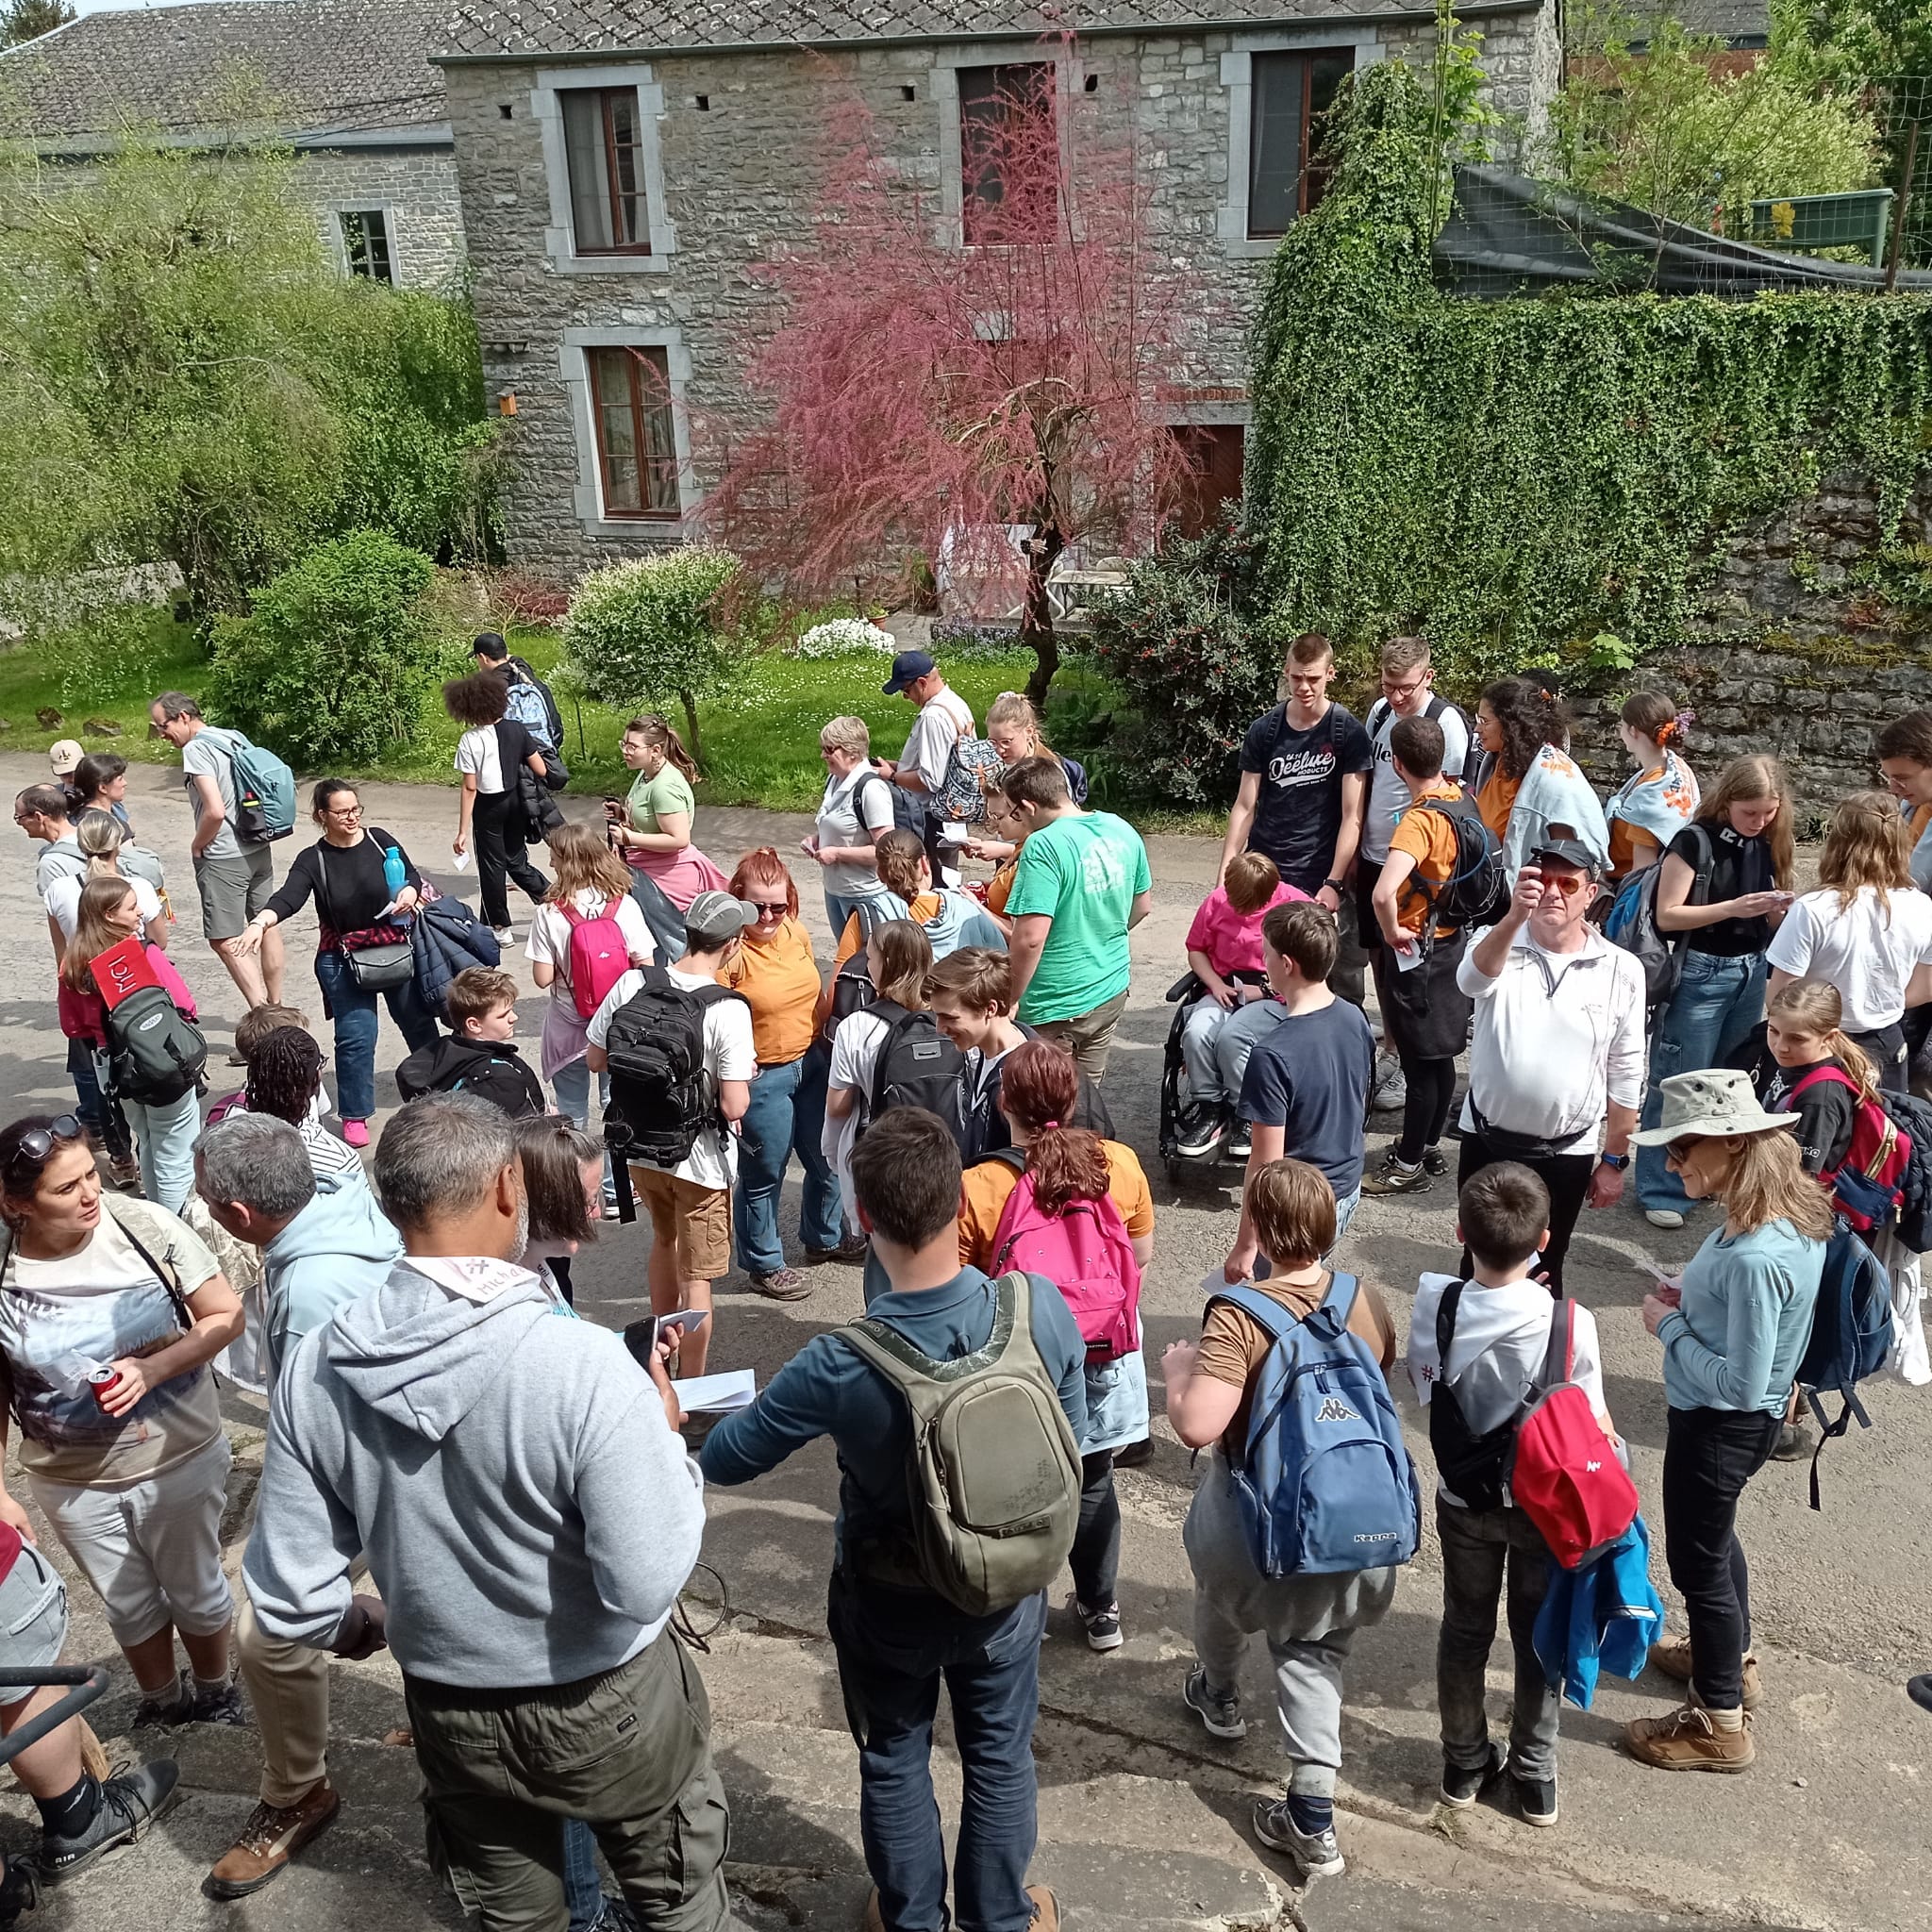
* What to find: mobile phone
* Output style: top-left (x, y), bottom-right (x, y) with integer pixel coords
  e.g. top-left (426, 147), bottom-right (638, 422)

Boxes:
top-left (623, 1311), bottom-right (709, 1367)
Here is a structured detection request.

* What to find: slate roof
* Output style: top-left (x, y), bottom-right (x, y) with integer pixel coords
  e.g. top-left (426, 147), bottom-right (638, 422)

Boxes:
top-left (0, 0), bottom-right (449, 146)
top-left (438, 0), bottom-right (1522, 61)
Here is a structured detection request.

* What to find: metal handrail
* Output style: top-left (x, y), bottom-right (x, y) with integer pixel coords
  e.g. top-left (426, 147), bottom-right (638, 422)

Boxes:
top-left (0, 1666), bottom-right (106, 1766)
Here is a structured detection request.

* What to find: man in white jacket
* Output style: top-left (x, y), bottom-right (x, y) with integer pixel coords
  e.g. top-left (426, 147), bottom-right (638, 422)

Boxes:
top-left (243, 1092), bottom-right (726, 1931)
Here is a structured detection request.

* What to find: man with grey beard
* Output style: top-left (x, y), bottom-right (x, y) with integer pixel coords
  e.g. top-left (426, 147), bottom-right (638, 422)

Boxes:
top-left (243, 1091), bottom-right (731, 1930)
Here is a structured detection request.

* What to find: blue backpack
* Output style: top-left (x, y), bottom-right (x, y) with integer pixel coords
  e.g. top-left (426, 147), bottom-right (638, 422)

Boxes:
top-left (1796, 1220), bottom-right (1893, 1511)
top-left (1212, 1276), bottom-right (1422, 1578)
top-left (221, 731), bottom-right (296, 843)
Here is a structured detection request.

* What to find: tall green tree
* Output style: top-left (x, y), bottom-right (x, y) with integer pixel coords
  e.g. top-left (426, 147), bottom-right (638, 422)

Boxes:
top-left (1, 0), bottom-right (75, 46)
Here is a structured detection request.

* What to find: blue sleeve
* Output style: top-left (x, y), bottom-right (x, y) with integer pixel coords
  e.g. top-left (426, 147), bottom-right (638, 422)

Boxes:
top-left (962, 907), bottom-right (1008, 952)
top-left (699, 1334), bottom-right (849, 1485)
top-left (1658, 1254), bottom-right (1785, 1411)
top-left (1239, 1041), bottom-right (1290, 1126)
top-left (1027, 1273), bottom-right (1090, 1442)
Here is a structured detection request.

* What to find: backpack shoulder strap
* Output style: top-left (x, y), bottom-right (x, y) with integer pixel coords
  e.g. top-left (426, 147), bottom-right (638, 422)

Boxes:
top-left (1789, 1064), bottom-right (1857, 1101)
top-left (100, 1194), bottom-right (191, 1329)
top-left (1366, 697), bottom-right (1390, 737)
top-left (1435, 1278), bottom-right (1468, 1372)
top-left (1319, 1269), bottom-right (1360, 1328)
top-left (1208, 1281), bottom-right (1295, 1341)
top-left (1424, 694), bottom-right (1451, 724)
top-left (1538, 1294), bottom-right (1575, 1391)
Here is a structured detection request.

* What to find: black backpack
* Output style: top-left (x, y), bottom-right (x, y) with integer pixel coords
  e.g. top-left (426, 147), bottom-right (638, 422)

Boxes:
top-left (604, 968), bottom-right (748, 1168)
top-left (1410, 791), bottom-right (1509, 937)
top-left (444, 1049), bottom-right (545, 1121)
top-left (820, 948), bottom-right (876, 1048)
top-left (865, 999), bottom-right (965, 1139)
top-left (1426, 1279), bottom-right (1521, 1512)
top-left (105, 984), bottom-right (207, 1108)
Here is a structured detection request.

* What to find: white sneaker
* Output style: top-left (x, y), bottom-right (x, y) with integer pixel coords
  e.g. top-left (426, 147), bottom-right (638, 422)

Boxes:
top-left (491, 925), bottom-right (517, 946)
top-left (1645, 1208), bottom-right (1686, 1229)
top-left (1370, 1056), bottom-right (1407, 1112)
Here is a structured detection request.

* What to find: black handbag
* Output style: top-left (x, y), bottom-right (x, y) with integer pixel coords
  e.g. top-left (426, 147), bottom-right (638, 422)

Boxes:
top-left (318, 841), bottom-right (416, 993)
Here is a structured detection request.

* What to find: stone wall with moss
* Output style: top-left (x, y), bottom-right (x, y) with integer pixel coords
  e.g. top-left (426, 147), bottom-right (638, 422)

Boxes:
top-left (1566, 472), bottom-right (1932, 830)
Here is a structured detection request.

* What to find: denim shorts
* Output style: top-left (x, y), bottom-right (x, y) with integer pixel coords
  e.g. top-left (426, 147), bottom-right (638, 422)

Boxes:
top-left (0, 1542), bottom-right (69, 1706)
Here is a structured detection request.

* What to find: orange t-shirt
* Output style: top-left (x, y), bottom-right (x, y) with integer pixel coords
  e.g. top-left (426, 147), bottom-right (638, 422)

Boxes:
top-left (724, 916), bottom-right (820, 1065)
top-left (1911, 802), bottom-right (1932, 842)
top-left (1477, 768), bottom-right (1520, 843)
top-left (957, 1141), bottom-right (1155, 1272)
top-left (1387, 780), bottom-right (1465, 938)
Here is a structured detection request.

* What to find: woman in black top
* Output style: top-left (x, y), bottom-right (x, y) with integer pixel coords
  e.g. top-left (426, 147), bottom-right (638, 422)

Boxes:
top-left (1637, 755), bottom-right (1795, 1228)
top-left (233, 780), bottom-right (440, 1144)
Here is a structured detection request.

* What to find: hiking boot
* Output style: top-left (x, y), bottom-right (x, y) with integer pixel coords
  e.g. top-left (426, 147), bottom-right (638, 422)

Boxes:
top-left (1111, 1436), bottom-right (1155, 1470)
top-left (1370, 1057), bottom-right (1407, 1113)
top-left (1251, 1798), bottom-right (1344, 1878)
top-left (131, 1683), bottom-right (192, 1729)
top-left (1644, 1208), bottom-right (1686, 1229)
top-left (749, 1268), bottom-right (811, 1302)
top-left (1360, 1151), bottom-right (1431, 1196)
top-left (39, 1760), bottom-right (181, 1885)
top-left (1649, 1636), bottom-right (1762, 1710)
top-left (108, 1154), bottom-right (143, 1192)
top-left (205, 1780), bottom-right (341, 1898)
top-left (1623, 1703), bottom-right (1755, 1772)
top-left (806, 1239), bottom-right (868, 1266)
top-left (1509, 1769), bottom-right (1557, 1827)
top-left (1174, 1103), bottom-right (1227, 1159)
top-left (1439, 1741), bottom-right (1505, 1808)
top-left (1182, 1668), bottom-right (1245, 1740)
top-left (191, 1680), bottom-right (248, 1727)
top-left (1421, 1144), bottom-right (1449, 1176)
top-left (1773, 1420), bottom-right (1816, 1461)
top-left (1073, 1598), bottom-right (1123, 1653)
top-left (1026, 1883), bottom-right (1060, 1929)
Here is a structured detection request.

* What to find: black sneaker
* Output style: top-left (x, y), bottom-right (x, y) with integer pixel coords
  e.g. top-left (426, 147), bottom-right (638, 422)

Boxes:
top-left (1174, 1104), bottom-right (1228, 1159)
top-left (191, 1681), bottom-right (248, 1726)
top-left (1074, 1597), bottom-right (1123, 1652)
top-left (39, 1760), bottom-right (181, 1884)
top-left (1511, 1770), bottom-right (1558, 1827)
top-left (1439, 1742), bottom-right (1505, 1808)
top-left (1182, 1667), bottom-right (1246, 1740)
top-left (1224, 1118), bottom-right (1252, 1162)
top-left (1421, 1145), bottom-right (1449, 1176)
top-left (1360, 1152), bottom-right (1431, 1197)
top-left (132, 1685), bottom-right (192, 1729)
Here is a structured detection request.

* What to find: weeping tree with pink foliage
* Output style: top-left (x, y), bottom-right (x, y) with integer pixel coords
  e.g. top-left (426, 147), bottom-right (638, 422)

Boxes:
top-left (701, 47), bottom-right (1205, 708)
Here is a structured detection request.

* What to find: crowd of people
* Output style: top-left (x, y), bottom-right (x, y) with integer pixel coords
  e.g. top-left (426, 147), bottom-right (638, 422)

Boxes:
top-left (1, 630), bottom-right (1928, 1932)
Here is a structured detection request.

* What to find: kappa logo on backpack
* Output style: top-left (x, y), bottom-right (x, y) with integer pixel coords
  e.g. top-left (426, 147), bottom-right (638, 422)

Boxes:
top-left (865, 1000), bottom-right (965, 1141)
top-left (103, 983), bottom-right (207, 1108)
top-left (1212, 1277), bottom-right (1421, 1580)
top-left (1411, 791), bottom-right (1509, 935)
top-left (987, 1157), bottom-right (1141, 1363)
top-left (840, 1272), bottom-right (1083, 1616)
top-left (603, 968), bottom-right (747, 1169)
top-left (1797, 1221), bottom-right (1893, 1510)
top-left (559, 901), bottom-right (632, 1021)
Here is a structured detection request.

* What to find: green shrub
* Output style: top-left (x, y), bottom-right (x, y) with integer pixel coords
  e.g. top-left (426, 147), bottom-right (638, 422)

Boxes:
top-left (562, 546), bottom-right (744, 766)
top-left (209, 530), bottom-right (442, 765)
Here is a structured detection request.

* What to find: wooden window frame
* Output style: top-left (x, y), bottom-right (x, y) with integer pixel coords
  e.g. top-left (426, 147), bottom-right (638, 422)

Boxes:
top-left (1246, 48), bottom-right (1355, 241)
top-left (565, 86), bottom-right (652, 257)
top-left (587, 345), bottom-right (679, 521)
top-left (958, 60), bottom-right (1056, 246)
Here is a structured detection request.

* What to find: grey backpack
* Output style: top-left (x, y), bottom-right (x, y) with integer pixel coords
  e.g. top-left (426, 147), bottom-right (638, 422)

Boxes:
top-left (841, 1272), bottom-right (1082, 1616)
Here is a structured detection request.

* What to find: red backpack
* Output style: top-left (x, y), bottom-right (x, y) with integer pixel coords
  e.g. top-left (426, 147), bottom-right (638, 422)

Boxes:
top-left (560, 901), bottom-right (632, 1020)
top-left (986, 1154), bottom-right (1141, 1363)
top-left (1788, 1064), bottom-right (1910, 1233)
top-left (1510, 1300), bottom-right (1640, 1570)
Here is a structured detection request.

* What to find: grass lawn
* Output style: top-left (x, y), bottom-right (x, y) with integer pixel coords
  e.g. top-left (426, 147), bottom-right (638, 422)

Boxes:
top-left (0, 614), bottom-right (1180, 820)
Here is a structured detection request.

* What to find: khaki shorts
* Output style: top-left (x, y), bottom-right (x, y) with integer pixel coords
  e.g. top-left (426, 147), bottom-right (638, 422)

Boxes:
top-left (195, 845), bottom-right (275, 942)
top-left (630, 1166), bottom-right (732, 1281)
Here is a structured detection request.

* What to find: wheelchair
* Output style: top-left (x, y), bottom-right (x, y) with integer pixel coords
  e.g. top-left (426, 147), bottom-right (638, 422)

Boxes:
top-left (1156, 967), bottom-right (1268, 1181)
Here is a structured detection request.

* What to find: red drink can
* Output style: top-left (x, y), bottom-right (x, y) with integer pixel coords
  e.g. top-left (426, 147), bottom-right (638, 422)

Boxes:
top-left (963, 879), bottom-right (990, 904)
top-left (88, 1368), bottom-right (120, 1411)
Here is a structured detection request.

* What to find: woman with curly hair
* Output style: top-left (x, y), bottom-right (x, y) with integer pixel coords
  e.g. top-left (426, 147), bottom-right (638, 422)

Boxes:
top-left (1473, 676), bottom-right (1608, 879)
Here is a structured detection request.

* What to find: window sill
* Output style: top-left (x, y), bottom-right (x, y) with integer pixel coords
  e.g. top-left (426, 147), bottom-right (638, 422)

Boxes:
top-left (542, 227), bottom-right (675, 275)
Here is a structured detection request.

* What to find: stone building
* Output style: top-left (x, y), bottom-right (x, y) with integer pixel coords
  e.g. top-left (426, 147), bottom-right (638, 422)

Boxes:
top-left (0, 0), bottom-right (465, 291)
top-left (434, 0), bottom-right (1561, 576)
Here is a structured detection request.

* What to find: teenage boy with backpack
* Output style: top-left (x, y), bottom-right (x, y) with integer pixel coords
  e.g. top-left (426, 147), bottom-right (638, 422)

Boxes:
top-left (394, 967), bottom-right (546, 1119)
top-left (700, 1107), bottom-right (1087, 1932)
top-left (472, 631), bottom-right (563, 748)
top-left (1407, 1161), bottom-right (1624, 1828)
top-left (1162, 1158), bottom-right (1410, 1880)
top-left (587, 891), bottom-right (757, 1382)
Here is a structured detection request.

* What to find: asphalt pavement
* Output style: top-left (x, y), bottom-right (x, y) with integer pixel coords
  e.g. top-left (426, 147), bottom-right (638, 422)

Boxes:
top-left (1, 748), bottom-right (1925, 1932)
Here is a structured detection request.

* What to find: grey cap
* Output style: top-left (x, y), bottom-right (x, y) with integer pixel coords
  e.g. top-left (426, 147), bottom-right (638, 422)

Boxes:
top-left (683, 891), bottom-right (759, 947)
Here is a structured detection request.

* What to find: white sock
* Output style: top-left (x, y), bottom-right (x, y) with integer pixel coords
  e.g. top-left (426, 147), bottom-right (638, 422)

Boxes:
top-left (1706, 1706), bottom-right (1744, 1732)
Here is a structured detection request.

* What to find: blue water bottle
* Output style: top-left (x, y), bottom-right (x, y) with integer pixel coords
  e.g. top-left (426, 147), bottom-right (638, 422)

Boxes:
top-left (382, 841), bottom-right (408, 907)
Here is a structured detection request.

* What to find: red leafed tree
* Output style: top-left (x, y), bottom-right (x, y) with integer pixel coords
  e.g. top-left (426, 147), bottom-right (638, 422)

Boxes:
top-left (701, 47), bottom-right (1204, 706)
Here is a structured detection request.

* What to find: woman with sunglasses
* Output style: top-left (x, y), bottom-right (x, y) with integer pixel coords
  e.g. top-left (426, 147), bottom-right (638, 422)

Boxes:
top-left (806, 714), bottom-right (897, 940)
top-left (1626, 1069), bottom-right (1830, 1774)
top-left (722, 849), bottom-right (846, 1296)
top-left (232, 779), bottom-right (440, 1150)
top-left (0, 1113), bottom-right (245, 1727)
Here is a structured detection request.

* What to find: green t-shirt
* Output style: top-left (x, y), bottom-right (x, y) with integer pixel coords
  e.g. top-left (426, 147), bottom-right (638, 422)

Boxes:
top-left (1006, 810), bottom-right (1152, 1024)
top-left (627, 763), bottom-right (695, 833)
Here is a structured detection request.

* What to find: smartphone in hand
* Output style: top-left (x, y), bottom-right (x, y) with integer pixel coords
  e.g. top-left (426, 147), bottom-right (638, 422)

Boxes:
top-left (623, 1310), bottom-right (709, 1367)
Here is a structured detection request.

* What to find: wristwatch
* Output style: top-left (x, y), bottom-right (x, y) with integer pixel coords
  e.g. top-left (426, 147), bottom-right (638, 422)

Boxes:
top-left (1323, 878), bottom-right (1346, 896)
top-left (1598, 1152), bottom-right (1630, 1170)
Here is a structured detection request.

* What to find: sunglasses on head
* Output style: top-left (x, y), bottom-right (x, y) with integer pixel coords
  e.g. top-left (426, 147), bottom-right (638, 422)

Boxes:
top-left (6, 1115), bottom-right (84, 1179)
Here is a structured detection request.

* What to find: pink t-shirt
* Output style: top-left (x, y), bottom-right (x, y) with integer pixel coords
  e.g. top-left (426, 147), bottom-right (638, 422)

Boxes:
top-left (1184, 881), bottom-right (1308, 980)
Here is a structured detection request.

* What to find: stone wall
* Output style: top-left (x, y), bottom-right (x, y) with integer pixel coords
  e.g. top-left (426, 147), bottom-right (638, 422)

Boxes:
top-left (441, 8), bottom-right (1557, 578)
top-left (295, 145), bottom-right (467, 291)
top-left (1565, 471), bottom-right (1932, 826)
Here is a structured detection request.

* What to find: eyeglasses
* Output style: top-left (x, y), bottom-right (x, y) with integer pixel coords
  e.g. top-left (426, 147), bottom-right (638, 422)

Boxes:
top-left (7, 1115), bottom-right (83, 1179)
top-left (1380, 675), bottom-right (1429, 702)
top-left (325, 803), bottom-right (362, 820)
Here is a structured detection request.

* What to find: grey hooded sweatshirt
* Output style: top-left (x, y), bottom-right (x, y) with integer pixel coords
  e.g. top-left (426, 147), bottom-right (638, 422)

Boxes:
top-left (243, 1258), bottom-right (704, 1688)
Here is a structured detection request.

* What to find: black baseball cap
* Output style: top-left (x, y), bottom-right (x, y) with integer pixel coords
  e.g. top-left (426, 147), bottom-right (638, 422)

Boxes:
top-left (882, 649), bottom-right (937, 695)
top-left (1527, 836), bottom-right (1600, 874)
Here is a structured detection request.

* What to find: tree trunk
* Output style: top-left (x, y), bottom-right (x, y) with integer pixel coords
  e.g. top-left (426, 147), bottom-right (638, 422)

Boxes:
top-left (1020, 529), bottom-right (1064, 710)
top-left (678, 688), bottom-right (706, 772)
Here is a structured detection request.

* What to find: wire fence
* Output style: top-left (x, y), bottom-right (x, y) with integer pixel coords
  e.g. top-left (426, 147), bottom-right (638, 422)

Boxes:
top-left (1874, 74), bottom-right (1932, 278)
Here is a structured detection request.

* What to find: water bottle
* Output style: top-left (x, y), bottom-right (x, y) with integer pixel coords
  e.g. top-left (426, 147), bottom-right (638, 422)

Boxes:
top-left (382, 842), bottom-right (408, 906)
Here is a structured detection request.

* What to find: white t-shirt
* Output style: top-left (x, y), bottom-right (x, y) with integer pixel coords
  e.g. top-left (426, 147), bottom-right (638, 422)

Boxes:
top-left (1764, 885), bottom-right (1932, 1034)
top-left (816, 765), bottom-right (897, 897)
top-left (824, 1008), bottom-right (892, 1228)
top-left (46, 871), bottom-right (164, 941)
top-left (899, 686), bottom-right (976, 839)
top-left (587, 966), bottom-right (756, 1191)
top-left (456, 726), bottom-right (506, 794)
top-left (1407, 1271), bottom-right (1609, 1507)
top-left (526, 892), bottom-right (653, 1009)
top-left (1363, 698), bottom-right (1469, 864)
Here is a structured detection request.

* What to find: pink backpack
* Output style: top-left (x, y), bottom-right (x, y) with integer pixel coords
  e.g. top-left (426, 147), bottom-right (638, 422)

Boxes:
top-left (988, 1157), bottom-right (1141, 1362)
top-left (560, 901), bottom-right (631, 1020)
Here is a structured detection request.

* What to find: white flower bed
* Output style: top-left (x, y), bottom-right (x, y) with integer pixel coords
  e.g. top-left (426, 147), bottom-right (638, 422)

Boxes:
top-left (795, 618), bottom-right (895, 658)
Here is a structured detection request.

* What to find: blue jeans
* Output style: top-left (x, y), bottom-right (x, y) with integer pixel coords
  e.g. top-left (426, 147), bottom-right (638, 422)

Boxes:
top-left (115, 1078), bottom-right (201, 1213)
top-left (66, 1036), bottom-right (105, 1137)
top-left (561, 1818), bottom-right (603, 1931)
top-left (733, 1050), bottom-right (843, 1274)
top-left (827, 1574), bottom-right (1045, 1932)
top-left (553, 1058), bottom-right (615, 1204)
top-left (1637, 950), bottom-right (1766, 1212)
top-left (313, 946), bottom-right (440, 1124)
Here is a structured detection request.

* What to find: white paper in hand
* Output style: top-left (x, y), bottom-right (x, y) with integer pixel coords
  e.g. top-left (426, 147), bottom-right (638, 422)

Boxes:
top-left (451, 849), bottom-right (473, 872)
top-left (672, 1369), bottom-right (757, 1412)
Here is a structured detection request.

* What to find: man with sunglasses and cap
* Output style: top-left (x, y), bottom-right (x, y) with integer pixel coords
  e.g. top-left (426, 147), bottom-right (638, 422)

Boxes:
top-left (1454, 835), bottom-right (1648, 1295)
top-left (876, 649), bottom-right (975, 886)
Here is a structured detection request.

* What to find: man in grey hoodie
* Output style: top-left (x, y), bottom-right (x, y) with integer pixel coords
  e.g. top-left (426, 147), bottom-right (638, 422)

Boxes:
top-left (196, 1113), bottom-right (404, 1898)
top-left (242, 1093), bottom-right (726, 1932)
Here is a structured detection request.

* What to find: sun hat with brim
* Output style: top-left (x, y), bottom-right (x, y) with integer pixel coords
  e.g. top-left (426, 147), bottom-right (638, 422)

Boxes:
top-left (1629, 1068), bottom-right (1798, 1147)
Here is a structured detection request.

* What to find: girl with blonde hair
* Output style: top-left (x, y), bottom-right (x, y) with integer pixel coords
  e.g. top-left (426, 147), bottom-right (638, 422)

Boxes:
top-left (1640, 755), bottom-right (1797, 1228)
top-left (1765, 791), bottom-right (1932, 1093)
top-left (44, 810), bottom-right (169, 950)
